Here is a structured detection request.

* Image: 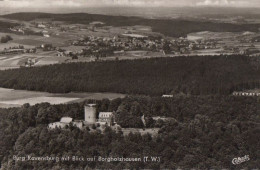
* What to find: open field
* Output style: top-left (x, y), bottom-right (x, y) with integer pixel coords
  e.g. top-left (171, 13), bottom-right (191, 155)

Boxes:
top-left (0, 54), bottom-right (31, 70)
top-left (65, 92), bottom-right (126, 103)
top-left (0, 87), bottom-right (125, 108)
top-left (62, 46), bottom-right (86, 52)
top-left (189, 31), bottom-right (260, 41)
top-left (0, 87), bottom-right (49, 100)
top-left (0, 53), bottom-right (67, 70)
top-left (0, 32), bottom-right (72, 47)
top-left (1, 96), bottom-right (78, 105)
top-left (0, 103), bottom-right (21, 108)
top-left (0, 42), bottom-right (35, 50)
top-left (12, 35), bottom-right (70, 47)
top-left (187, 31), bottom-right (241, 40)
top-left (12, 39), bottom-right (46, 46)
top-left (0, 96), bottom-right (79, 105)
top-left (195, 48), bottom-right (223, 55)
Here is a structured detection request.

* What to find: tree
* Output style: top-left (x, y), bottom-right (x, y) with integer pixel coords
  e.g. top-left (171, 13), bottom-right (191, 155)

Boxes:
top-left (72, 55), bottom-right (78, 60)
top-left (1, 35), bottom-right (12, 43)
top-left (91, 124), bottom-right (96, 129)
top-left (145, 116), bottom-right (155, 128)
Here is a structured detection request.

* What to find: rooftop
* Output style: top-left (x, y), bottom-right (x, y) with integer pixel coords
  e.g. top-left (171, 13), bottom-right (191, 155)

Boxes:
top-left (86, 104), bottom-right (96, 107)
top-left (60, 117), bottom-right (73, 123)
top-left (99, 112), bottom-right (113, 118)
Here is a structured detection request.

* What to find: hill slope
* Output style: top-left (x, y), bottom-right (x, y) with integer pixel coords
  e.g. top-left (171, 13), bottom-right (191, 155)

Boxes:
top-left (0, 55), bottom-right (259, 95)
top-left (2, 12), bottom-right (260, 37)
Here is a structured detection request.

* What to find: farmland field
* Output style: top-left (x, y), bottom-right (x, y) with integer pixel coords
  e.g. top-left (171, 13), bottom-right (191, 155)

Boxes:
top-left (0, 96), bottom-right (80, 106)
top-left (0, 42), bottom-right (35, 50)
top-left (0, 87), bottom-right (125, 108)
top-left (12, 39), bottom-right (46, 46)
top-left (0, 50), bottom-right (69, 70)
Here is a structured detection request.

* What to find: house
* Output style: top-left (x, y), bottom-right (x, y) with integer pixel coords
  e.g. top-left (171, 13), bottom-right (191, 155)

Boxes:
top-left (43, 34), bottom-right (50, 38)
top-left (72, 120), bottom-right (84, 129)
top-left (48, 122), bottom-right (67, 129)
top-left (162, 95), bottom-right (173, 98)
top-left (57, 51), bottom-right (65, 57)
top-left (232, 91), bottom-right (260, 97)
top-left (64, 51), bottom-right (73, 56)
top-left (25, 58), bottom-right (38, 67)
top-left (48, 117), bottom-right (84, 129)
top-left (38, 24), bottom-right (46, 28)
top-left (60, 117), bottom-right (73, 123)
top-left (152, 116), bottom-right (169, 121)
top-left (97, 112), bottom-right (115, 126)
top-left (48, 117), bottom-right (72, 129)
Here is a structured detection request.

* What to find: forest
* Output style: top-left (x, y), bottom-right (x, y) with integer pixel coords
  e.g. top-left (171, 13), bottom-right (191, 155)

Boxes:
top-left (0, 96), bottom-right (259, 169)
top-left (0, 55), bottom-right (260, 95)
top-left (2, 12), bottom-right (260, 37)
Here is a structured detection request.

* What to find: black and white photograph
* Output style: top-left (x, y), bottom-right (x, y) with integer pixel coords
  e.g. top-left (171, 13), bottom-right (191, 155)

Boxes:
top-left (0, 0), bottom-right (259, 169)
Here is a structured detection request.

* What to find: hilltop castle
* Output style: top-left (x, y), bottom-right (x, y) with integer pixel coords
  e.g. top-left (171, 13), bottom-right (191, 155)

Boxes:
top-left (48, 104), bottom-right (115, 129)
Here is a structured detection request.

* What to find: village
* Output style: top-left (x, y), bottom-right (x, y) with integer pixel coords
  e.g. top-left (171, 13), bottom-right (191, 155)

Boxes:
top-left (0, 18), bottom-right (260, 70)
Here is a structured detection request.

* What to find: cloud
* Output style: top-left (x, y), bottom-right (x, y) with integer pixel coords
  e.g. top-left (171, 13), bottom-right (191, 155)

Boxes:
top-left (0, 0), bottom-right (193, 7)
top-left (0, 0), bottom-right (259, 8)
top-left (196, 0), bottom-right (258, 7)
top-left (197, 0), bottom-right (230, 6)
top-left (1, 0), bottom-right (83, 8)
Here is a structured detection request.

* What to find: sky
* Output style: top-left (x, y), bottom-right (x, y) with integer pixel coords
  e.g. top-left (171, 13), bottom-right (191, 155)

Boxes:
top-left (0, 0), bottom-right (260, 8)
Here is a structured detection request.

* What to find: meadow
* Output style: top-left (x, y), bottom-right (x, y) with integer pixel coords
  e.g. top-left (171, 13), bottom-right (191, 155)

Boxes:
top-left (0, 87), bottom-right (125, 108)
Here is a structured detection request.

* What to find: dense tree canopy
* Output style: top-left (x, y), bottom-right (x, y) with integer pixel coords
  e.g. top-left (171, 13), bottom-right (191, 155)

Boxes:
top-left (0, 55), bottom-right (260, 95)
top-left (0, 96), bottom-right (259, 169)
top-left (0, 35), bottom-right (13, 43)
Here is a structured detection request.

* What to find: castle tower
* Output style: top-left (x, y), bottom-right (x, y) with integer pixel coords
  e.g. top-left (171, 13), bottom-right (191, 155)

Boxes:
top-left (84, 104), bottom-right (96, 124)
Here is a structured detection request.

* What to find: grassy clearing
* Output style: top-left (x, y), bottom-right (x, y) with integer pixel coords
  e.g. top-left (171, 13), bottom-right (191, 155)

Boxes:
top-left (12, 39), bottom-right (46, 46)
top-left (0, 87), bottom-right (126, 108)
top-left (0, 96), bottom-right (80, 106)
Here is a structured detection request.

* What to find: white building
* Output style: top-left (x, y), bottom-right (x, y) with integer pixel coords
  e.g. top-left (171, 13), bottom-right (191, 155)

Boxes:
top-left (38, 24), bottom-right (46, 28)
top-left (48, 117), bottom-right (72, 129)
top-left (97, 112), bottom-right (114, 126)
top-left (60, 117), bottom-right (73, 123)
top-left (43, 34), bottom-right (50, 38)
top-left (48, 117), bottom-right (83, 129)
top-left (48, 104), bottom-right (116, 130)
top-left (162, 95), bottom-right (173, 98)
top-left (72, 120), bottom-right (84, 129)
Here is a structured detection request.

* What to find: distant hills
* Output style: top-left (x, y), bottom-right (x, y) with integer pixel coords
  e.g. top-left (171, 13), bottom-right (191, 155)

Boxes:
top-left (2, 12), bottom-right (260, 37)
